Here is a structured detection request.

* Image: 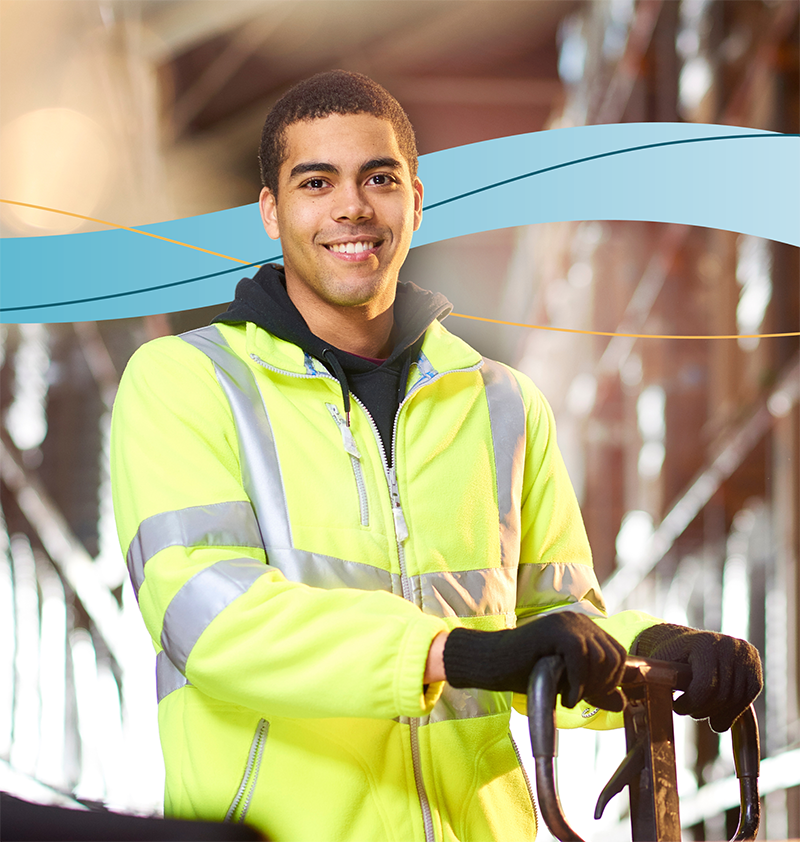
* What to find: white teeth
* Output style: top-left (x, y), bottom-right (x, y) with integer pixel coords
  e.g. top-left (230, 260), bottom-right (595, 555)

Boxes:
top-left (329, 242), bottom-right (375, 254)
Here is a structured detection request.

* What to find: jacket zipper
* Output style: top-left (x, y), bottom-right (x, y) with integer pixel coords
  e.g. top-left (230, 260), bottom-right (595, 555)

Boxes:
top-left (509, 731), bottom-right (539, 833)
top-left (326, 403), bottom-right (369, 526)
top-left (225, 719), bottom-right (269, 823)
top-left (348, 392), bottom-right (434, 842)
top-left (251, 351), bottom-right (484, 842)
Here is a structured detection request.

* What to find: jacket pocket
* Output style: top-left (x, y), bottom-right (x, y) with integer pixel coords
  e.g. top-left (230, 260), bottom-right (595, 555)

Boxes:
top-left (225, 718), bottom-right (269, 823)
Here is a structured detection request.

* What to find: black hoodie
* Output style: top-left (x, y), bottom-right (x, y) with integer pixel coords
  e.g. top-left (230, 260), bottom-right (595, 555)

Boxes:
top-left (213, 264), bottom-right (452, 460)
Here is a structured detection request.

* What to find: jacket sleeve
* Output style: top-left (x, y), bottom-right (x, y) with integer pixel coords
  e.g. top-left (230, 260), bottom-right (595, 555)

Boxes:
top-left (509, 372), bottom-right (660, 727)
top-left (111, 336), bottom-right (447, 721)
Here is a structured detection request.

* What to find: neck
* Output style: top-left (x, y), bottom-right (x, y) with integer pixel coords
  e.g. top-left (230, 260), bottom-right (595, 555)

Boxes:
top-left (285, 278), bottom-right (396, 358)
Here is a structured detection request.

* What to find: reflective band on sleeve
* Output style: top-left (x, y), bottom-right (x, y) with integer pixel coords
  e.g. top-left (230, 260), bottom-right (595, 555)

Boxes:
top-left (480, 360), bottom-right (526, 567)
top-left (516, 561), bottom-right (607, 617)
top-left (268, 546), bottom-right (398, 593)
top-left (414, 567), bottom-right (516, 618)
top-left (156, 649), bottom-right (190, 702)
top-left (161, 558), bottom-right (267, 673)
top-left (127, 501), bottom-right (263, 597)
top-left (180, 327), bottom-right (293, 550)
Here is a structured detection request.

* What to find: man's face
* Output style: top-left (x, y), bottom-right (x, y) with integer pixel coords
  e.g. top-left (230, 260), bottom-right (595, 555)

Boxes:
top-left (259, 113), bottom-right (423, 318)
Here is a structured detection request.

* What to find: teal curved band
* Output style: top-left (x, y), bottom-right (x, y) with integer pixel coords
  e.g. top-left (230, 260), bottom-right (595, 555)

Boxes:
top-left (1, 122), bottom-right (797, 323)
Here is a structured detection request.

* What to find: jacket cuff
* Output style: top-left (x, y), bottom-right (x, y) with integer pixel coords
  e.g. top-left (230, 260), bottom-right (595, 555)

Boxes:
top-left (395, 616), bottom-right (449, 717)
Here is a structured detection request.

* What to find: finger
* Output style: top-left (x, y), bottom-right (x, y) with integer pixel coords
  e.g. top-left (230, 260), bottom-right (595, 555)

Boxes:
top-left (585, 687), bottom-right (625, 712)
top-left (560, 655), bottom-right (587, 709)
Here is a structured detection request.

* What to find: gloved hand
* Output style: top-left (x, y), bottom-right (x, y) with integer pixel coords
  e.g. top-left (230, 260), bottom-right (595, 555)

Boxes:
top-left (632, 623), bottom-right (763, 732)
top-left (443, 611), bottom-right (628, 711)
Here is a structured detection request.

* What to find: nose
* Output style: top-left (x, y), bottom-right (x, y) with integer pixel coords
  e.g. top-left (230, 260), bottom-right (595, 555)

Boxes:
top-left (332, 180), bottom-right (373, 223)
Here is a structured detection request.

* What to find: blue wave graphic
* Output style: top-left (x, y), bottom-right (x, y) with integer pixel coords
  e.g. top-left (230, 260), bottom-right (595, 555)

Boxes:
top-left (1, 123), bottom-right (797, 323)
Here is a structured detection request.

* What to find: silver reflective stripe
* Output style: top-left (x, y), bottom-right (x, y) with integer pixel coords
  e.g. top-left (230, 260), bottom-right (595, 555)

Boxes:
top-left (156, 650), bottom-right (190, 702)
top-left (414, 567), bottom-right (516, 618)
top-left (268, 546), bottom-right (398, 593)
top-left (480, 359), bottom-right (526, 568)
top-left (268, 549), bottom-right (514, 618)
top-left (161, 558), bottom-right (268, 673)
top-left (127, 501), bottom-right (263, 596)
top-left (428, 685), bottom-right (506, 724)
top-left (516, 561), bottom-right (607, 617)
top-left (180, 326), bottom-right (293, 549)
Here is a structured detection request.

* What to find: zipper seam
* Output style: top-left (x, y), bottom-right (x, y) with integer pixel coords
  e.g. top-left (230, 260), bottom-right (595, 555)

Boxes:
top-left (225, 719), bottom-right (269, 823)
top-left (350, 455), bottom-right (369, 526)
top-left (325, 403), bottom-right (369, 527)
top-left (509, 730), bottom-right (539, 832)
top-left (238, 723), bottom-right (268, 822)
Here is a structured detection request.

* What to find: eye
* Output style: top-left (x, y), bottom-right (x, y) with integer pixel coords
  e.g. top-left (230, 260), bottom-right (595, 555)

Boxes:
top-left (368, 173), bottom-right (398, 187)
top-left (302, 177), bottom-right (330, 190)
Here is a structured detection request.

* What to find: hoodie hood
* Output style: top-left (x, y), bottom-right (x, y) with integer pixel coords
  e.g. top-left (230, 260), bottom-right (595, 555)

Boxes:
top-left (213, 263), bottom-right (452, 373)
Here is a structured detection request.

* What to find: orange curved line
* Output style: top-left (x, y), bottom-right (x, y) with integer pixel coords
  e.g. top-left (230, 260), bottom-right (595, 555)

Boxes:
top-left (449, 312), bottom-right (800, 340)
top-left (0, 198), bottom-right (254, 265)
top-left (4, 198), bottom-right (798, 340)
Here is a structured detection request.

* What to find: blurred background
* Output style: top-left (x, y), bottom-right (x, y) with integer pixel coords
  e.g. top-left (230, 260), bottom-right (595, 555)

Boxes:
top-left (1, 0), bottom-right (798, 838)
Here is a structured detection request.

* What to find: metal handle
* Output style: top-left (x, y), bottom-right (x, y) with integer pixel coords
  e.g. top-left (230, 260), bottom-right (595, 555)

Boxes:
top-left (527, 655), bottom-right (762, 842)
top-left (730, 705), bottom-right (760, 842)
top-left (527, 655), bottom-right (586, 842)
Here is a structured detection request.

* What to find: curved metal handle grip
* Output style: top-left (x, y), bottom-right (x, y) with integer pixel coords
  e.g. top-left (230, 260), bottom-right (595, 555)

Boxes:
top-left (527, 655), bottom-right (762, 842)
top-left (527, 655), bottom-right (587, 842)
top-left (730, 705), bottom-right (760, 842)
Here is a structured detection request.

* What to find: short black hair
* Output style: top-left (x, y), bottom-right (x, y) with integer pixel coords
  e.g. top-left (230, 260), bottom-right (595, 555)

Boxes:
top-left (258, 70), bottom-right (418, 196)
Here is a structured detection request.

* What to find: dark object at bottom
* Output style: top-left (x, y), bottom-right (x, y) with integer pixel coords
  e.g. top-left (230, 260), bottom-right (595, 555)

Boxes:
top-left (0, 792), bottom-right (266, 841)
top-left (527, 655), bottom-right (761, 842)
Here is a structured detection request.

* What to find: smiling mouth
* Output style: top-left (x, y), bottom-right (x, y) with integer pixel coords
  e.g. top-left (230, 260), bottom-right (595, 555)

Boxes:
top-left (325, 241), bottom-right (379, 255)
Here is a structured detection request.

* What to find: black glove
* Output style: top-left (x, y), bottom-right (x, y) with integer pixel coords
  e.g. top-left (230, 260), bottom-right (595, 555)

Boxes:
top-left (443, 611), bottom-right (627, 711)
top-left (632, 623), bottom-right (763, 732)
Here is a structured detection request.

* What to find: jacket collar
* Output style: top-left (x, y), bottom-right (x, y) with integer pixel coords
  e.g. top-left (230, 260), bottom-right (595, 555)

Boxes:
top-left (215, 262), bottom-right (480, 376)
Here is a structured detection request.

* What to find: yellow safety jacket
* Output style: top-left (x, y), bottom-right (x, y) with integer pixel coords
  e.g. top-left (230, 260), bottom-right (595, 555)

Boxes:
top-left (111, 317), bottom-right (658, 842)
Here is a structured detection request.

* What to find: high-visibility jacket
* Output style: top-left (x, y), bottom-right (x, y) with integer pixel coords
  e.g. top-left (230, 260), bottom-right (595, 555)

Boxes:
top-left (111, 317), bottom-right (658, 842)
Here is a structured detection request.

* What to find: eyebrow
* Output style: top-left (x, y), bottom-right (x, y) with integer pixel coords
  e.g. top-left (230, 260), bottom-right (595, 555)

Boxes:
top-left (289, 157), bottom-right (403, 180)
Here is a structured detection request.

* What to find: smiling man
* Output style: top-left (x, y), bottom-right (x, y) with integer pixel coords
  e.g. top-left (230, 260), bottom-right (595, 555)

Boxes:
top-left (110, 71), bottom-right (762, 842)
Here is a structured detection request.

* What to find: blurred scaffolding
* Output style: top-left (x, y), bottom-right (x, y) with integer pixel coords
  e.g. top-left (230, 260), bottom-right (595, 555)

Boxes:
top-left (1, 0), bottom-right (798, 839)
top-left (506, 2), bottom-right (800, 840)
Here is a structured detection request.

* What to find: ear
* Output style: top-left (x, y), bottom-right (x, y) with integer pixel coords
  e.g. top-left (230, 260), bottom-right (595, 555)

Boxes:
top-left (259, 186), bottom-right (280, 240)
top-left (412, 177), bottom-right (423, 232)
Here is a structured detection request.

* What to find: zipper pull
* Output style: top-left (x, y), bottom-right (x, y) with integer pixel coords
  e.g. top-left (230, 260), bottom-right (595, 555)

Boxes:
top-left (326, 403), bottom-right (361, 458)
top-left (388, 466), bottom-right (409, 542)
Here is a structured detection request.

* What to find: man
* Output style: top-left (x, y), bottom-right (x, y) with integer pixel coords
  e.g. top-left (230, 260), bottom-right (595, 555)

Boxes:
top-left (111, 71), bottom-right (762, 841)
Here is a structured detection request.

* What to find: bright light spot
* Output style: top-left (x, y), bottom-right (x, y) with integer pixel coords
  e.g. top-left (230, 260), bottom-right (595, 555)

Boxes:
top-left (736, 235), bottom-right (772, 351)
top-left (0, 108), bottom-right (111, 234)
top-left (36, 563), bottom-right (67, 789)
top-left (558, 15), bottom-right (587, 85)
top-left (9, 535), bottom-right (40, 777)
top-left (721, 555), bottom-right (749, 639)
top-left (679, 56), bottom-right (712, 111)
top-left (768, 390), bottom-right (793, 418)
top-left (6, 324), bottom-right (50, 451)
top-left (620, 354), bottom-right (643, 388)
top-left (566, 372), bottom-right (597, 417)
top-left (677, 28), bottom-right (700, 58)
top-left (71, 629), bottom-right (105, 801)
top-left (638, 441), bottom-right (666, 478)
top-left (616, 510), bottom-right (654, 568)
top-left (567, 261), bottom-right (593, 289)
top-left (637, 385), bottom-right (666, 441)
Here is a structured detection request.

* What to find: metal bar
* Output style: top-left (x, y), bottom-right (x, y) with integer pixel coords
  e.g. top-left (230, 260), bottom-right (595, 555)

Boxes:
top-left (623, 676), bottom-right (682, 841)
